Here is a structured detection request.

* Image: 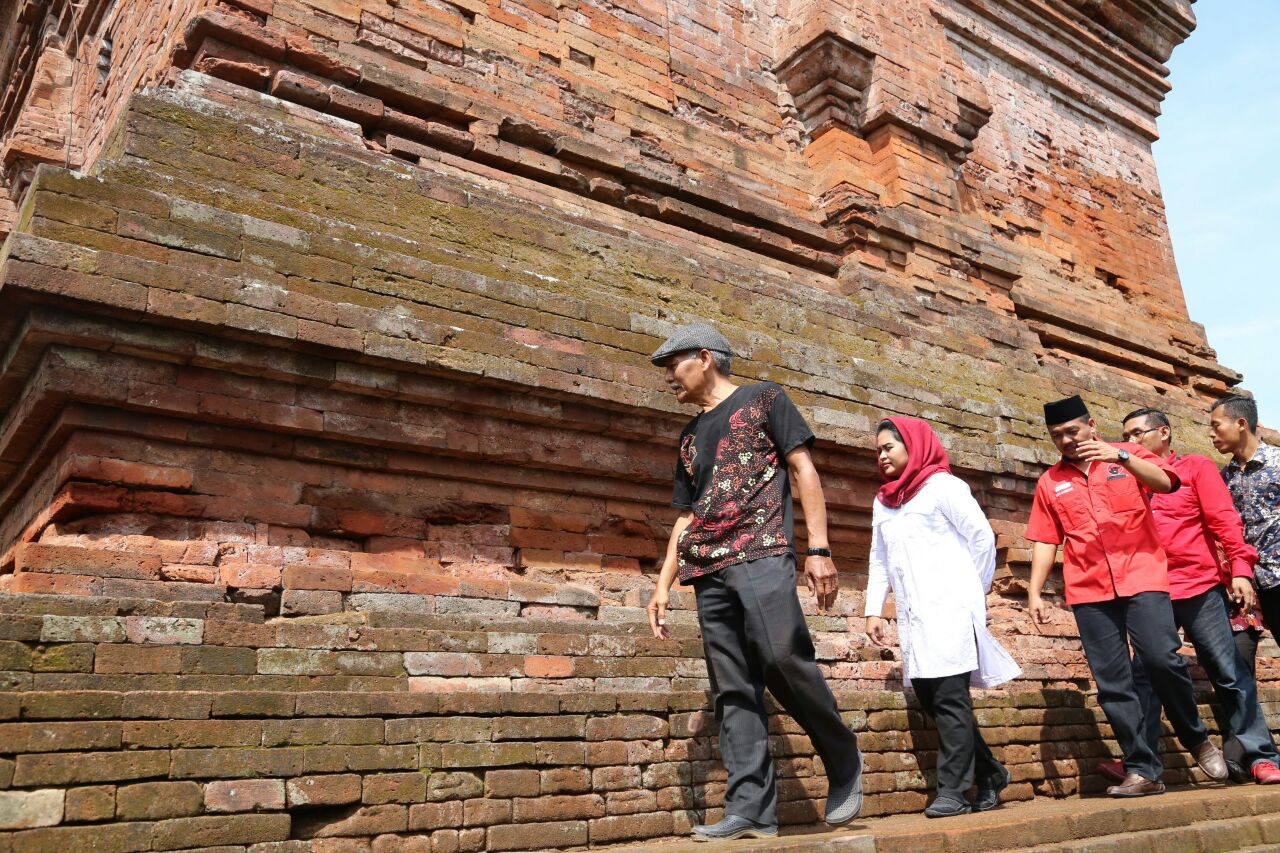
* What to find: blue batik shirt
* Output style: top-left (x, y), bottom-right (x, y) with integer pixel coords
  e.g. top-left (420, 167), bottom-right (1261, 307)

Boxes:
top-left (1223, 442), bottom-right (1280, 590)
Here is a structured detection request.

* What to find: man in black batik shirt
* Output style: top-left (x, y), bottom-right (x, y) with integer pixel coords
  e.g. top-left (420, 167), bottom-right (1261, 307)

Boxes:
top-left (646, 322), bottom-right (863, 843)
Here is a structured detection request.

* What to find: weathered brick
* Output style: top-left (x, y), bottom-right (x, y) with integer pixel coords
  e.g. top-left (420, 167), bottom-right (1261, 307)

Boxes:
top-left (5, 822), bottom-right (152, 853)
top-left (116, 781), bottom-right (203, 820)
top-left (123, 719), bottom-right (260, 748)
top-left (540, 768), bottom-right (591, 795)
top-left (282, 564), bottom-right (352, 591)
top-left (588, 811), bottom-right (675, 843)
top-left (513, 793), bottom-right (606, 822)
top-left (487, 820), bottom-right (588, 851)
top-left (95, 644), bottom-right (181, 673)
top-left (170, 748), bottom-right (305, 780)
top-left (205, 778), bottom-right (287, 812)
top-left (150, 813), bottom-right (292, 848)
top-left (213, 691), bottom-right (296, 718)
top-left (0, 789), bottom-right (63, 830)
top-left (440, 743), bottom-right (535, 768)
top-left (483, 769), bottom-right (539, 798)
top-left (40, 616), bottom-right (125, 643)
top-left (13, 751), bottom-right (169, 786)
top-left (385, 717), bottom-right (488, 744)
top-left (407, 799), bottom-right (463, 831)
top-left (491, 715), bottom-right (585, 741)
top-left (30, 643), bottom-right (94, 672)
top-left (21, 691), bottom-right (122, 719)
top-left (63, 784), bottom-right (115, 822)
top-left (461, 796), bottom-right (510, 827)
top-left (425, 772), bottom-right (482, 802)
top-left (260, 717), bottom-right (383, 746)
top-left (17, 544), bottom-right (162, 579)
top-left (122, 691), bottom-right (213, 719)
top-left (258, 648), bottom-right (338, 675)
top-left (0, 721), bottom-right (121, 752)
top-left (123, 616), bottom-right (203, 644)
top-left (371, 835), bottom-right (432, 853)
top-left (281, 589), bottom-right (343, 616)
top-left (286, 773), bottom-right (362, 806)
top-left (591, 766), bottom-right (642, 792)
top-left (363, 772), bottom-right (428, 804)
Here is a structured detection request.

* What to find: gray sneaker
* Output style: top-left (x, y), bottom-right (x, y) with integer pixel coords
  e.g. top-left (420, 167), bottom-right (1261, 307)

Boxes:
top-left (974, 766), bottom-right (1012, 812)
top-left (924, 794), bottom-right (972, 818)
top-left (691, 815), bottom-right (778, 842)
top-left (824, 749), bottom-right (864, 825)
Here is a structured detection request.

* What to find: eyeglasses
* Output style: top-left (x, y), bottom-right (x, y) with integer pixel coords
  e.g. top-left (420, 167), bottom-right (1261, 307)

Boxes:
top-left (1121, 427), bottom-right (1161, 442)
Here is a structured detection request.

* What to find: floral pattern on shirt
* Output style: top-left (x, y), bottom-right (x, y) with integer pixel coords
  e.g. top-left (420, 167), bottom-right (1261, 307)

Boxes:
top-left (677, 386), bottom-right (790, 582)
top-left (1223, 443), bottom-right (1280, 590)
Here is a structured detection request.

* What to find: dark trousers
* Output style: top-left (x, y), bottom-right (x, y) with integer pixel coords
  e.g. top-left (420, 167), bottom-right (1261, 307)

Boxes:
top-left (1235, 628), bottom-right (1261, 678)
top-left (1073, 591), bottom-right (1208, 781)
top-left (1131, 586), bottom-right (1279, 770)
top-left (692, 555), bottom-right (861, 826)
top-left (912, 672), bottom-right (1004, 800)
top-left (1256, 584), bottom-right (1280, 644)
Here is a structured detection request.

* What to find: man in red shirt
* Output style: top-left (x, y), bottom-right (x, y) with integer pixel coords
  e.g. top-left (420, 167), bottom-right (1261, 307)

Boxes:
top-left (1026, 395), bottom-right (1228, 797)
top-left (1108, 408), bottom-right (1280, 784)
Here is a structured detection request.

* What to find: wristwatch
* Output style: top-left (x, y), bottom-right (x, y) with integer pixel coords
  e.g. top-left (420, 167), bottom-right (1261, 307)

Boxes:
top-left (806, 547), bottom-right (832, 557)
top-left (1117, 449), bottom-right (1130, 464)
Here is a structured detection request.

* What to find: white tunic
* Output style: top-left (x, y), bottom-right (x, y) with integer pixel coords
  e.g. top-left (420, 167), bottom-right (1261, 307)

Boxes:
top-left (865, 472), bottom-right (1021, 688)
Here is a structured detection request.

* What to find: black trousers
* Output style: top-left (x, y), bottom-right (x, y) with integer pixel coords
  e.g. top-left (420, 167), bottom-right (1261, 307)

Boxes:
top-left (692, 555), bottom-right (861, 826)
top-left (1073, 591), bottom-right (1208, 781)
top-left (1256, 584), bottom-right (1280, 645)
top-left (912, 671), bottom-right (1004, 800)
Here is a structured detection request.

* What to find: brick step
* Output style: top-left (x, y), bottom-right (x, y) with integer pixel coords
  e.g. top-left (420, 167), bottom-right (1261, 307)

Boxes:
top-left (621, 785), bottom-right (1280, 852)
top-left (0, 593), bottom-right (264, 622)
top-left (5, 546), bottom-right (859, 625)
top-left (1015, 816), bottom-right (1269, 853)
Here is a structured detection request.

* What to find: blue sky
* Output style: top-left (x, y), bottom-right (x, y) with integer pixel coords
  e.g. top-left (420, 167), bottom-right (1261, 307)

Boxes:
top-left (1155, 0), bottom-right (1280, 429)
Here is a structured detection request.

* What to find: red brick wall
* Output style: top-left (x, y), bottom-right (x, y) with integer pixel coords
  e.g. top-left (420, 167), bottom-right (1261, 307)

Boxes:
top-left (0, 0), bottom-right (1267, 847)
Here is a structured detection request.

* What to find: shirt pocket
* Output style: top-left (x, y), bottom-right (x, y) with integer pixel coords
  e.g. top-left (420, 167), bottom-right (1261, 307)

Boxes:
top-left (1102, 474), bottom-right (1147, 516)
top-left (1055, 489), bottom-right (1093, 529)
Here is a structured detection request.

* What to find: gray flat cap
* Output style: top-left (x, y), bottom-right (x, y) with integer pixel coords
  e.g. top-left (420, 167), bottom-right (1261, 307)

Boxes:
top-left (650, 322), bottom-right (732, 365)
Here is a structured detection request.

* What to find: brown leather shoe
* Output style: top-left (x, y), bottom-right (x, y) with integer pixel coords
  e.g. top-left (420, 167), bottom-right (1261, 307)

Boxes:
top-left (1193, 740), bottom-right (1229, 781)
top-left (1106, 772), bottom-right (1166, 797)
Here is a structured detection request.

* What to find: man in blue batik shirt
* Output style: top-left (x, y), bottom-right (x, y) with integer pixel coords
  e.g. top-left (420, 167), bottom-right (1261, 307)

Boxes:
top-left (1212, 395), bottom-right (1280, 631)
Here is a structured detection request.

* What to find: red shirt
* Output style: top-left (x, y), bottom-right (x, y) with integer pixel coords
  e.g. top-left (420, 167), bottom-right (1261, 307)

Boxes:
top-left (1149, 452), bottom-right (1257, 600)
top-left (1026, 443), bottom-right (1181, 605)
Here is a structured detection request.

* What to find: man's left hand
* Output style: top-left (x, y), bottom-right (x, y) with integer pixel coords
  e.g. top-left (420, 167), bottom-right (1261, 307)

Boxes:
top-left (1076, 439), bottom-right (1121, 464)
top-left (805, 554), bottom-right (840, 611)
top-left (1230, 576), bottom-right (1257, 611)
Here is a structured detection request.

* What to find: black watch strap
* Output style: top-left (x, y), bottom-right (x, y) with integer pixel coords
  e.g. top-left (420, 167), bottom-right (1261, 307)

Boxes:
top-left (806, 547), bottom-right (832, 557)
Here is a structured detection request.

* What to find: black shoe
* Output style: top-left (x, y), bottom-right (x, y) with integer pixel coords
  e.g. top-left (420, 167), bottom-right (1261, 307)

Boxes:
top-left (974, 766), bottom-right (1012, 811)
top-left (1227, 759), bottom-right (1249, 784)
top-left (924, 794), bottom-right (972, 818)
top-left (691, 815), bottom-right (779, 842)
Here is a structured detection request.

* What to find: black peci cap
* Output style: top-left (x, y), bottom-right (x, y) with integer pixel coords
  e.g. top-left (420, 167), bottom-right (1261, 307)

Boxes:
top-left (1044, 394), bottom-right (1090, 426)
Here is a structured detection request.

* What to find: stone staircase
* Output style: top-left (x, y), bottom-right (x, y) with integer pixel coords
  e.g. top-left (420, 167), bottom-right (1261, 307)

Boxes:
top-left (622, 785), bottom-right (1280, 852)
top-left (3, 552), bottom-right (1277, 850)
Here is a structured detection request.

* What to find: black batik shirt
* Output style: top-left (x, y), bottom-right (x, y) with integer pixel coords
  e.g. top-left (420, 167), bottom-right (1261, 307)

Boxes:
top-left (671, 382), bottom-right (815, 583)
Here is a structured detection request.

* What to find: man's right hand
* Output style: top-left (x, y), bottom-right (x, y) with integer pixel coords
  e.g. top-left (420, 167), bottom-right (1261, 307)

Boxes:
top-left (1230, 576), bottom-right (1257, 611)
top-left (647, 587), bottom-right (671, 639)
top-left (1028, 592), bottom-right (1051, 625)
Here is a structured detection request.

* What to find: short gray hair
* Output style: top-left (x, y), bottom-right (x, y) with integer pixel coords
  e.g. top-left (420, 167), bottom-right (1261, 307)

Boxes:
top-left (672, 348), bottom-right (732, 376)
top-left (710, 350), bottom-right (732, 376)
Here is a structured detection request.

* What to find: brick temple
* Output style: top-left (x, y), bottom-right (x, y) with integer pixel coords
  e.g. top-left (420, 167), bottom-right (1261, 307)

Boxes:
top-left (1, 0), bottom-right (1274, 849)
